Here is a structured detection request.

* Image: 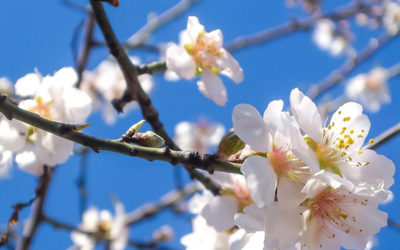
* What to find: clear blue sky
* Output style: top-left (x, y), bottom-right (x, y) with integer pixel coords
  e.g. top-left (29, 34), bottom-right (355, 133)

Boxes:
top-left (0, 0), bottom-right (400, 249)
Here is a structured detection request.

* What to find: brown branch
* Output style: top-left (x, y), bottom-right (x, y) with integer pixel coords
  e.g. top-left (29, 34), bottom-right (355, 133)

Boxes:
top-left (308, 31), bottom-right (400, 100)
top-left (76, 7), bottom-right (96, 88)
top-left (89, 0), bottom-right (222, 195)
top-left (125, 182), bottom-right (200, 226)
top-left (42, 215), bottom-right (91, 235)
top-left (17, 167), bottom-right (55, 250)
top-left (225, 0), bottom-right (375, 52)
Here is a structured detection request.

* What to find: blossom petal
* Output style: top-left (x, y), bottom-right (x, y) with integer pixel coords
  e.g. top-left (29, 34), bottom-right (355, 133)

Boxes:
top-left (233, 104), bottom-right (270, 152)
top-left (234, 204), bottom-right (265, 232)
top-left (219, 49), bottom-right (243, 83)
top-left (201, 195), bottom-right (238, 232)
top-left (166, 43), bottom-right (196, 80)
top-left (241, 155), bottom-right (277, 207)
top-left (197, 71), bottom-right (227, 106)
top-left (15, 73), bottom-right (41, 97)
top-left (290, 88), bottom-right (323, 142)
top-left (187, 16), bottom-right (204, 41)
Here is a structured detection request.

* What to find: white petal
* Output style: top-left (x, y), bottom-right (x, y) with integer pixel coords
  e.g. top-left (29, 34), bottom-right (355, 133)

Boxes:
top-left (63, 87), bottom-right (92, 123)
top-left (187, 16), bottom-right (204, 41)
top-left (234, 204), bottom-right (265, 232)
top-left (290, 125), bottom-right (319, 172)
top-left (289, 88), bottom-right (323, 142)
top-left (232, 104), bottom-right (270, 152)
top-left (165, 43), bottom-right (196, 80)
top-left (201, 195), bottom-right (238, 232)
top-left (197, 71), bottom-right (227, 106)
top-left (241, 155), bottom-right (277, 207)
top-left (219, 49), bottom-right (243, 83)
top-left (277, 177), bottom-right (306, 209)
top-left (0, 150), bottom-right (12, 177)
top-left (15, 149), bottom-right (44, 176)
top-left (15, 73), bottom-right (41, 97)
top-left (0, 118), bottom-right (28, 152)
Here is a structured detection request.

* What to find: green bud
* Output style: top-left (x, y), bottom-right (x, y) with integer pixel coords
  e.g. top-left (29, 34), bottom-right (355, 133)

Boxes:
top-left (216, 129), bottom-right (245, 160)
top-left (133, 131), bottom-right (165, 148)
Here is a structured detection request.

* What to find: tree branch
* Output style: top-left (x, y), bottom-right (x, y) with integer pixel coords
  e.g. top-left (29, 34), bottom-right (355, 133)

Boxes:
top-left (125, 182), bottom-right (200, 226)
top-left (225, 0), bottom-right (375, 52)
top-left (17, 167), bottom-right (54, 250)
top-left (0, 94), bottom-right (241, 176)
top-left (89, 0), bottom-right (222, 194)
top-left (367, 122), bottom-right (400, 150)
top-left (308, 31), bottom-right (400, 100)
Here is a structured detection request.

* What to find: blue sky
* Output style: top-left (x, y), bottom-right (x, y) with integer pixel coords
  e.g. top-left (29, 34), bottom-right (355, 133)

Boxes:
top-left (1, 0), bottom-right (400, 249)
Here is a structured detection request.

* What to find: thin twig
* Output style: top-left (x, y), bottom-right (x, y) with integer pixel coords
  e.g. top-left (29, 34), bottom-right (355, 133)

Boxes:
top-left (225, 0), bottom-right (375, 52)
top-left (126, 0), bottom-right (201, 48)
top-left (308, 31), bottom-right (399, 100)
top-left (0, 94), bottom-right (241, 176)
top-left (77, 148), bottom-right (90, 218)
top-left (125, 182), bottom-right (200, 226)
top-left (367, 122), bottom-right (400, 150)
top-left (76, 7), bottom-right (96, 88)
top-left (42, 215), bottom-right (91, 235)
top-left (17, 167), bottom-right (55, 250)
top-left (387, 62), bottom-right (400, 79)
top-left (388, 218), bottom-right (400, 231)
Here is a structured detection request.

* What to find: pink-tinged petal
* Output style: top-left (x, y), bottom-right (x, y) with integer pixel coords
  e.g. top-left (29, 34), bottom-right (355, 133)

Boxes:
top-left (187, 16), bottom-right (204, 41)
top-left (346, 149), bottom-right (395, 190)
top-left (201, 196), bottom-right (238, 232)
top-left (197, 71), bottom-right (227, 106)
top-left (15, 73), bottom-right (41, 97)
top-left (241, 155), bottom-right (277, 207)
top-left (233, 104), bottom-right (270, 152)
top-left (234, 204), bottom-right (265, 232)
top-left (165, 43), bottom-right (196, 80)
top-left (219, 49), bottom-right (243, 83)
top-left (289, 88), bottom-right (323, 142)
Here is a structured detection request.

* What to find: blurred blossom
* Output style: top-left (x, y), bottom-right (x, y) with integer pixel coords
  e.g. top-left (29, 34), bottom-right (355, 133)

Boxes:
top-left (0, 67), bottom-right (92, 175)
top-left (383, 0), bottom-right (400, 34)
top-left (81, 57), bottom-right (153, 124)
top-left (174, 120), bottom-right (225, 153)
top-left (166, 16), bottom-right (243, 106)
top-left (313, 19), bottom-right (348, 56)
top-left (346, 67), bottom-right (390, 112)
top-left (71, 201), bottom-right (128, 250)
top-left (0, 77), bottom-right (13, 96)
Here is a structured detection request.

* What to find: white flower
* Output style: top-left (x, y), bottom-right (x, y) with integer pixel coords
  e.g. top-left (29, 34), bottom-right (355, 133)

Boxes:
top-left (4, 67), bottom-right (92, 175)
top-left (174, 120), bottom-right (225, 153)
top-left (166, 16), bottom-right (243, 106)
top-left (346, 67), bottom-right (391, 112)
top-left (313, 19), bottom-right (347, 56)
top-left (0, 148), bottom-right (12, 178)
top-left (297, 172), bottom-right (388, 249)
top-left (71, 202), bottom-right (128, 250)
top-left (81, 57), bottom-right (153, 124)
top-left (181, 215), bottom-right (230, 250)
top-left (0, 77), bottom-right (13, 96)
top-left (233, 100), bottom-right (309, 208)
top-left (383, 1), bottom-right (400, 35)
top-left (289, 88), bottom-right (395, 195)
top-left (187, 172), bottom-right (252, 232)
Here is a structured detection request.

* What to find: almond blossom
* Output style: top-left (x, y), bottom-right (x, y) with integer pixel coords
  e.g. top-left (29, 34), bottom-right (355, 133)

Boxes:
top-left (71, 202), bottom-right (128, 250)
top-left (166, 16), bottom-right (243, 106)
top-left (290, 88), bottom-right (395, 195)
top-left (0, 67), bottom-right (92, 175)
top-left (313, 19), bottom-right (348, 56)
top-left (345, 67), bottom-right (391, 112)
top-left (383, 0), bottom-right (400, 35)
top-left (233, 100), bottom-right (310, 208)
top-left (81, 57), bottom-right (153, 124)
top-left (0, 77), bottom-right (13, 96)
top-left (174, 120), bottom-right (225, 153)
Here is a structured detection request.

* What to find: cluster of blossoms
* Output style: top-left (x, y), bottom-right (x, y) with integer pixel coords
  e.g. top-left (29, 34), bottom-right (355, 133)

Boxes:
top-left (70, 202), bottom-right (128, 250)
top-left (0, 67), bottom-right (92, 176)
top-left (81, 57), bottom-right (153, 124)
top-left (166, 16), bottom-right (243, 106)
top-left (383, 0), bottom-right (400, 35)
top-left (312, 19), bottom-right (350, 56)
top-left (182, 88), bottom-right (394, 249)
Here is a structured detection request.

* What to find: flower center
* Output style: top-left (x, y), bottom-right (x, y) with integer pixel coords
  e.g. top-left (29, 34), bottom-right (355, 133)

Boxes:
top-left (184, 31), bottom-right (222, 76)
top-left (29, 96), bottom-right (52, 120)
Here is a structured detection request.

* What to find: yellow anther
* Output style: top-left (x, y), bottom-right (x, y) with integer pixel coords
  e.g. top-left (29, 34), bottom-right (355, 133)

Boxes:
top-left (343, 117), bottom-right (351, 122)
top-left (369, 139), bottom-right (374, 144)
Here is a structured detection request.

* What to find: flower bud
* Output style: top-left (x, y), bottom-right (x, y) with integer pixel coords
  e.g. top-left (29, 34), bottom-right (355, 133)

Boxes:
top-left (216, 129), bottom-right (245, 160)
top-left (132, 131), bottom-right (165, 148)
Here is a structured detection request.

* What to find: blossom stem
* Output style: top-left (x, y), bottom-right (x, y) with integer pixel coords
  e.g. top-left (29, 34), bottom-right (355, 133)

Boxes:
top-left (0, 94), bottom-right (241, 176)
top-left (42, 215), bottom-right (91, 235)
top-left (89, 0), bottom-right (222, 194)
top-left (225, 0), bottom-right (375, 52)
top-left (308, 31), bottom-right (400, 100)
